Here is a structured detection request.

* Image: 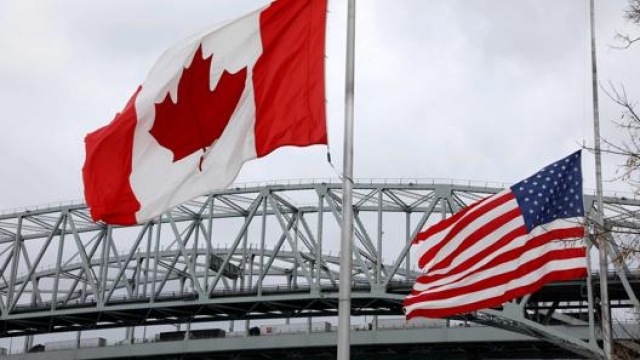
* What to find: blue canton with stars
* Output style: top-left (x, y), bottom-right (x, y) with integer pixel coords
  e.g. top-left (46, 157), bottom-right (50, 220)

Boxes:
top-left (510, 151), bottom-right (584, 233)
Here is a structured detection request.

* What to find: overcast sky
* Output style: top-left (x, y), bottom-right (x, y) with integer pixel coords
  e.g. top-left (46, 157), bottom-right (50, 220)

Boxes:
top-left (1, 0), bottom-right (639, 212)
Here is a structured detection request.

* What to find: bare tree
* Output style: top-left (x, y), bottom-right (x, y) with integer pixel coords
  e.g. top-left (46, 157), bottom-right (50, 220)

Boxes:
top-left (602, 84), bottom-right (640, 195)
top-left (614, 0), bottom-right (640, 48)
top-left (604, 3), bottom-right (640, 359)
top-left (594, 1), bottom-right (640, 275)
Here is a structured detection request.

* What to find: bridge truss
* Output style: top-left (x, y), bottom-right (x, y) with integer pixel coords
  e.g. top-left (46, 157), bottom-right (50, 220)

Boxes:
top-left (0, 180), bottom-right (638, 358)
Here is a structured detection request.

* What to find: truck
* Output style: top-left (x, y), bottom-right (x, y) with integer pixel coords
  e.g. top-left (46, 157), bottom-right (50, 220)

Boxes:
top-left (373, 317), bottom-right (446, 330)
top-left (260, 322), bottom-right (331, 335)
top-left (44, 337), bottom-right (106, 351)
top-left (189, 329), bottom-right (226, 339)
top-left (155, 331), bottom-right (186, 342)
top-left (155, 328), bottom-right (226, 342)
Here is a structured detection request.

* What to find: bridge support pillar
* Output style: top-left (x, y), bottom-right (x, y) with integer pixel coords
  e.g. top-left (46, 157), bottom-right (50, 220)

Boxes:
top-left (23, 335), bottom-right (33, 353)
top-left (125, 327), bottom-right (134, 344)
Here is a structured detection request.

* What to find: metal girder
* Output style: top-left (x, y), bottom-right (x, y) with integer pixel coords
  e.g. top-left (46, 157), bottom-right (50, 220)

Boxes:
top-left (0, 181), bottom-right (638, 359)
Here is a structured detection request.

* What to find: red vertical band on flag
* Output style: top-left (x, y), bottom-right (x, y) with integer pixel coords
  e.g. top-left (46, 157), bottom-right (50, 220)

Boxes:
top-left (82, 87), bottom-right (142, 225)
top-left (253, 0), bottom-right (328, 157)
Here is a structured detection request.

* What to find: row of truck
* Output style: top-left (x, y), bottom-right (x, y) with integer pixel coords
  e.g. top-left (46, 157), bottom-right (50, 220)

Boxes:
top-left (28, 338), bottom-right (107, 353)
top-left (24, 318), bottom-right (448, 353)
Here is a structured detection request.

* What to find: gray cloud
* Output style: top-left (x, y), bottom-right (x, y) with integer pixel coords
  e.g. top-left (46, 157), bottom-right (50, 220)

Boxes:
top-left (0, 0), bottom-right (638, 212)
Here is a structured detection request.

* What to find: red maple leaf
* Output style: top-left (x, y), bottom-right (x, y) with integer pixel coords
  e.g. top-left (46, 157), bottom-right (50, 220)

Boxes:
top-left (150, 45), bottom-right (247, 168)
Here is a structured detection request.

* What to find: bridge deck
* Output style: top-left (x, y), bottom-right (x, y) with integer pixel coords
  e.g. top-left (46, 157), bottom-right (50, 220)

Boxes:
top-left (2, 274), bottom-right (638, 338)
top-left (5, 324), bottom-right (639, 360)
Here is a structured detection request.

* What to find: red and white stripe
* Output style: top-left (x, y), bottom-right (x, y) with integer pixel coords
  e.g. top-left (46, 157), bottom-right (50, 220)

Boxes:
top-left (404, 189), bottom-right (586, 319)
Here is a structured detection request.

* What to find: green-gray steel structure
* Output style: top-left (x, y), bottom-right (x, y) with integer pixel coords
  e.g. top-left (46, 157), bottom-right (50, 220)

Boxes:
top-left (0, 180), bottom-right (638, 359)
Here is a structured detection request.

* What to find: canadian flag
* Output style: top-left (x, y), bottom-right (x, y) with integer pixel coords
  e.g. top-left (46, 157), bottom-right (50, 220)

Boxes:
top-left (83, 0), bottom-right (328, 225)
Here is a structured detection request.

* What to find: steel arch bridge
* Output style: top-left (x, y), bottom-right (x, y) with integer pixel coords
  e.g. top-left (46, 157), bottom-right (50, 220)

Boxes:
top-left (0, 180), bottom-right (639, 358)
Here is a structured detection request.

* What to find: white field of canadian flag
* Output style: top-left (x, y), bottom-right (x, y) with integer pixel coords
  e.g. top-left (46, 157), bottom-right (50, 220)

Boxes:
top-left (83, 0), bottom-right (328, 225)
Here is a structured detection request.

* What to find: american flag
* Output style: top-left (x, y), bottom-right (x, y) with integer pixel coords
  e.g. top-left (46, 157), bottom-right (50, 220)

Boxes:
top-left (404, 151), bottom-right (587, 319)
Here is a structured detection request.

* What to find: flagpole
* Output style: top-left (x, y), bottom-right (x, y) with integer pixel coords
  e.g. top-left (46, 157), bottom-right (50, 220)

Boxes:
top-left (337, 0), bottom-right (356, 359)
top-left (589, 0), bottom-right (612, 358)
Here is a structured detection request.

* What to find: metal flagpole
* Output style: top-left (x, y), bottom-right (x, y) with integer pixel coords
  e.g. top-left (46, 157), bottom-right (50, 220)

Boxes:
top-left (337, 0), bottom-right (356, 359)
top-left (588, 0), bottom-right (612, 358)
